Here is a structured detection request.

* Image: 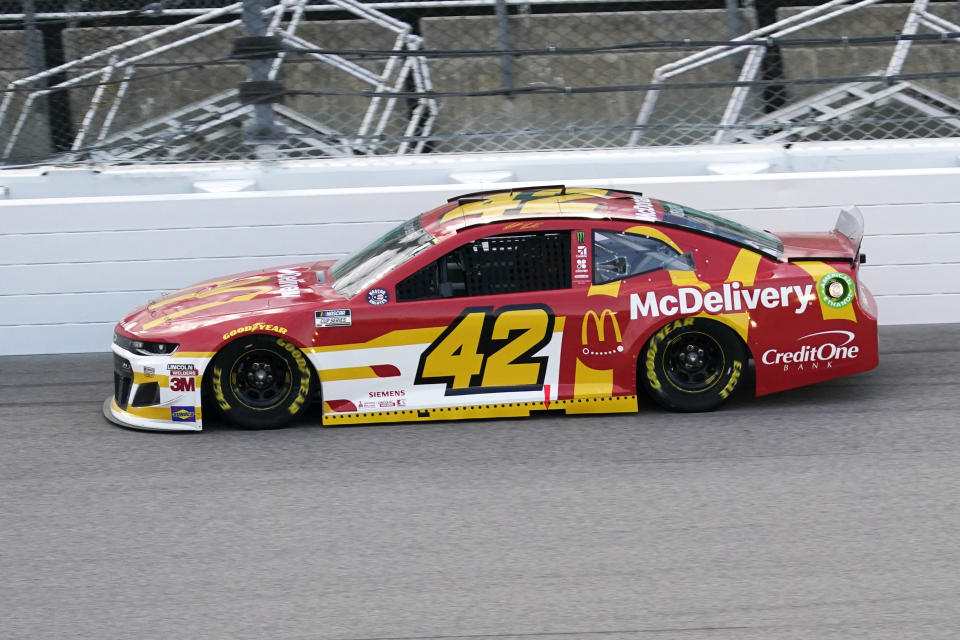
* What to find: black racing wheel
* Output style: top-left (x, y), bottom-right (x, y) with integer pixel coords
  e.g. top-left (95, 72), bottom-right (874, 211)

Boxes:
top-left (207, 335), bottom-right (314, 429)
top-left (639, 317), bottom-right (747, 412)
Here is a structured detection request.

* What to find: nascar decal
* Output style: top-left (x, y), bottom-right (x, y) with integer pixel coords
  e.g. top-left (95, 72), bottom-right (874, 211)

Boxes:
top-left (415, 304), bottom-right (554, 395)
top-left (630, 282), bottom-right (815, 319)
top-left (367, 288), bottom-right (389, 306)
top-left (316, 309), bottom-right (352, 327)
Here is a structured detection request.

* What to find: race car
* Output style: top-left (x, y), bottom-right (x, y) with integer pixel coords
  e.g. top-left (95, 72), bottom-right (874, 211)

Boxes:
top-left (105, 186), bottom-right (878, 431)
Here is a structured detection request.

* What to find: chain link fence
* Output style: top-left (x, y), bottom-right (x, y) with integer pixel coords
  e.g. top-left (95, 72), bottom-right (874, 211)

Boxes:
top-left (0, 0), bottom-right (959, 165)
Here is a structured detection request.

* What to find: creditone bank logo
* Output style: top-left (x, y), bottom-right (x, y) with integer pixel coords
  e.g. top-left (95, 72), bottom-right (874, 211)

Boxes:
top-left (761, 330), bottom-right (859, 372)
top-left (630, 282), bottom-right (815, 319)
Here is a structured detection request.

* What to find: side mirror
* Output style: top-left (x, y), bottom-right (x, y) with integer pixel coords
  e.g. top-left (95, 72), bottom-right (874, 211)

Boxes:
top-left (439, 282), bottom-right (454, 298)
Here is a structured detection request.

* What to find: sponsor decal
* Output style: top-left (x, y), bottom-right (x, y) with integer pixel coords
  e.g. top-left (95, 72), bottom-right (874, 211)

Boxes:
top-left (315, 309), bottom-right (352, 328)
top-left (357, 401), bottom-right (377, 410)
top-left (630, 282), bottom-right (815, 319)
top-left (143, 366), bottom-right (155, 377)
top-left (277, 268), bottom-right (305, 298)
top-left (167, 363), bottom-right (198, 377)
top-left (632, 195), bottom-right (657, 219)
top-left (818, 272), bottom-right (856, 309)
top-left (170, 406), bottom-right (196, 422)
top-left (367, 288), bottom-right (389, 306)
top-left (222, 323), bottom-right (288, 341)
top-left (378, 400), bottom-right (397, 408)
top-left (581, 309), bottom-right (624, 356)
top-left (369, 390), bottom-right (406, 398)
top-left (573, 231), bottom-right (590, 284)
top-left (761, 330), bottom-right (860, 372)
top-left (170, 377), bottom-right (196, 392)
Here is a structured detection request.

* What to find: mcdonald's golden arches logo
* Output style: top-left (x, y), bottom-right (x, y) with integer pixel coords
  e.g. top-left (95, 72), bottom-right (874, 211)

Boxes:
top-left (581, 309), bottom-right (624, 356)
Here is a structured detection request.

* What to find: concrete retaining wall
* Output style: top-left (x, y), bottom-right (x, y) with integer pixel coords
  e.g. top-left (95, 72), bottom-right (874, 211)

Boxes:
top-left (1, 140), bottom-right (959, 355)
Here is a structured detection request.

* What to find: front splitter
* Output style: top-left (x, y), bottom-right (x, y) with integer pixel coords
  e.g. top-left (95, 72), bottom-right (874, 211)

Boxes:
top-left (101, 397), bottom-right (201, 432)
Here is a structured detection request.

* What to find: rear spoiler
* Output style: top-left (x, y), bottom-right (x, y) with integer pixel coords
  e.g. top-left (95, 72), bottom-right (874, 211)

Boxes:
top-left (835, 206), bottom-right (865, 267)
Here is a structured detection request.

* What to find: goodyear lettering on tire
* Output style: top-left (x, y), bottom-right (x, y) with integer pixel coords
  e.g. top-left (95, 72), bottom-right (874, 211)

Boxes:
top-left (278, 338), bottom-right (311, 415)
top-left (719, 360), bottom-right (743, 399)
top-left (645, 317), bottom-right (695, 391)
top-left (212, 365), bottom-right (231, 410)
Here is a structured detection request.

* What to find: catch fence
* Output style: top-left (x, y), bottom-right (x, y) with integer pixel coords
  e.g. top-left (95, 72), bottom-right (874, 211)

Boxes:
top-left (0, 0), bottom-right (958, 164)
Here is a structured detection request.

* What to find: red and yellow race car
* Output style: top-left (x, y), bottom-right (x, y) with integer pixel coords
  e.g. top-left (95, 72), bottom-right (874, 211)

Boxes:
top-left (105, 186), bottom-right (878, 431)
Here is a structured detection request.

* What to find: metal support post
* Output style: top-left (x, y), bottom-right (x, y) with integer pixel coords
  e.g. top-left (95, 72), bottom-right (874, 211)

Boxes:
top-left (241, 0), bottom-right (285, 146)
top-left (725, 0), bottom-right (744, 75)
top-left (494, 0), bottom-right (515, 98)
top-left (22, 0), bottom-right (52, 157)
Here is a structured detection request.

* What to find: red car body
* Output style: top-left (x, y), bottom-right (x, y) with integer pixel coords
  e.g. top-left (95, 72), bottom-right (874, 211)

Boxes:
top-left (107, 186), bottom-right (878, 431)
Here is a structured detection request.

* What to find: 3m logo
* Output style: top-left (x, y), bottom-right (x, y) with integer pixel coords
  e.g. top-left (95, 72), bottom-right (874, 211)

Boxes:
top-left (170, 377), bottom-right (196, 392)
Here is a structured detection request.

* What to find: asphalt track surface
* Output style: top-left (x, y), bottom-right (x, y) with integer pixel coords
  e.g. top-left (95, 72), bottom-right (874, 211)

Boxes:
top-left (2, 324), bottom-right (959, 640)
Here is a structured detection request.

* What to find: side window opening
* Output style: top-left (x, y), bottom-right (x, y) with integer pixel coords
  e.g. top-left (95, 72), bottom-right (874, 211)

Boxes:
top-left (396, 231), bottom-right (571, 301)
top-left (396, 260), bottom-right (439, 302)
top-left (461, 231), bottom-right (570, 296)
top-left (593, 230), bottom-right (695, 285)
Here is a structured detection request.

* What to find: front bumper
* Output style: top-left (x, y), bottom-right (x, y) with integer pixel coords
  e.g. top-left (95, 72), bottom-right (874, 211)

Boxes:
top-left (105, 342), bottom-right (209, 432)
top-left (103, 397), bottom-right (202, 432)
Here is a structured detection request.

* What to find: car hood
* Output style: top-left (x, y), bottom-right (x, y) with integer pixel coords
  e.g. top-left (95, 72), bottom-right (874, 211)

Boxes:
top-left (120, 260), bottom-right (344, 334)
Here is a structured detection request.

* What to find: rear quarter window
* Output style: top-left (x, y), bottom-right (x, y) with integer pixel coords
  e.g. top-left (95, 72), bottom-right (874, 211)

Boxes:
top-left (593, 230), bottom-right (694, 285)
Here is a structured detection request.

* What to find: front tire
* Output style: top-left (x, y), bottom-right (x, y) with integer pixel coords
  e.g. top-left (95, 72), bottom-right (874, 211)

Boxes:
top-left (639, 317), bottom-right (747, 412)
top-left (207, 335), bottom-right (314, 429)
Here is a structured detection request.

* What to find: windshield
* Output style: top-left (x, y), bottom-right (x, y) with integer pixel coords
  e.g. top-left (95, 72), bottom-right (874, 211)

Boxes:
top-left (661, 201), bottom-right (784, 259)
top-left (331, 217), bottom-right (436, 298)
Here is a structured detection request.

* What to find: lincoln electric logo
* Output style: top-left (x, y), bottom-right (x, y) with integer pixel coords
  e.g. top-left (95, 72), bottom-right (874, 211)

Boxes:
top-left (762, 330), bottom-right (859, 372)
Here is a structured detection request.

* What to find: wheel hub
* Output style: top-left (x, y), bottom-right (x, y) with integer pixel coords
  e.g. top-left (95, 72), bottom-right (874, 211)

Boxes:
top-left (247, 362), bottom-right (273, 388)
top-left (664, 332), bottom-right (724, 392)
top-left (231, 350), bottom-right (292, 409)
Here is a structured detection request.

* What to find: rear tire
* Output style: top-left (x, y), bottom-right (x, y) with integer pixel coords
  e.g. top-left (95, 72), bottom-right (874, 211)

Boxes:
top-left (639, 317), bottom-right (746, 412)
top-left (207, 335), bottom-right (314, 429)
